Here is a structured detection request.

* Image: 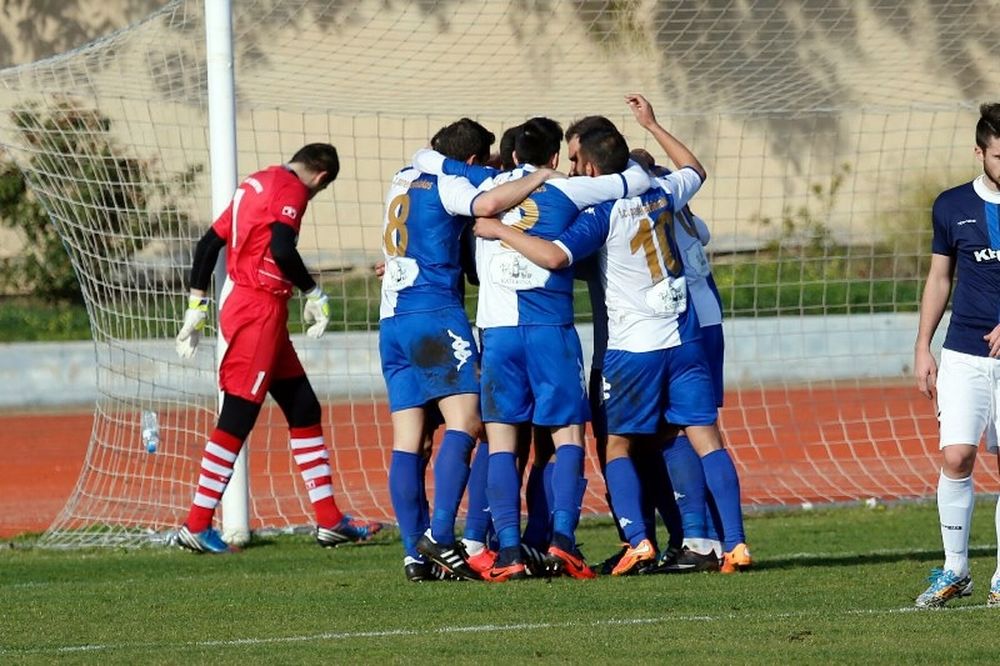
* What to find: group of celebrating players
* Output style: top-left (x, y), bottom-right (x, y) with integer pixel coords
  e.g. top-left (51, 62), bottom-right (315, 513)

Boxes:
top-left (170, 91), bottom-right (751, 583)
top-left (378, 93), bottom-right (750, 582)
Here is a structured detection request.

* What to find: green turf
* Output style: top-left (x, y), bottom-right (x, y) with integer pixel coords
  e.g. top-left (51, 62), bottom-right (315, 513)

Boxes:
top-left (1, 502), bottom-right (998, 663)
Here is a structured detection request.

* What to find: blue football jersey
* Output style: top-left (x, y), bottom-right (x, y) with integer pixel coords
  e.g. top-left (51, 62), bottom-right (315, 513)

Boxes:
top-left (933, 175), bottom-right (1000, 356)
top-left (379, 167), bottom-right (483, 319)
top-left (474, 164), bottom-right (651, 327)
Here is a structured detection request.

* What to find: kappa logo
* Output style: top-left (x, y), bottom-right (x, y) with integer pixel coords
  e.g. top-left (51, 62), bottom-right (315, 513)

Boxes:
top-left (618, 517), bottom-right (633, 529)
top-left (447, 329), bottom-right (472, 371)
top-left (973, 248), bottom-right (1000, 263)
top-left (282, 205), bottom-right (299, 220)
top-left (602, 377), bottom-right (611, 401)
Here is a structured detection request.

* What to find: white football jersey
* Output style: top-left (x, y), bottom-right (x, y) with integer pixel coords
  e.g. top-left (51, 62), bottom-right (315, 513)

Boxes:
top-left (555, 167), bottom-right (704, 352)
top-left (673, 207), bottom-right (722, 327)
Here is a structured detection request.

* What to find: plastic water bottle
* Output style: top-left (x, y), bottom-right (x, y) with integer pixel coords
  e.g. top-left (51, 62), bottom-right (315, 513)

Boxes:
top-left (141, 410), bottom-right (160, 454)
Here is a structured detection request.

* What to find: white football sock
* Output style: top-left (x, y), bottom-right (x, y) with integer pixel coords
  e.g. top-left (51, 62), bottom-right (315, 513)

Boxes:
top-left (938, 471), bottom-right (973, 577)
top-left (993, 495), bottom-right (1000, 588)
top-left (462, 538), bottom-right (486, 556)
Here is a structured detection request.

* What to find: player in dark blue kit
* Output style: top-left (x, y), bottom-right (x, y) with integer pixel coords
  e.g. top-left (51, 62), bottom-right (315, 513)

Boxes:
top-left (914, 103), bottom-right (1000, 607)
top-left (379, 118), bottom-right (556, 581)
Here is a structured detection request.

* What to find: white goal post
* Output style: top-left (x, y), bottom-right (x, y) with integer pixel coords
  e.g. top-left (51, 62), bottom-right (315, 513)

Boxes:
top-left (0, 0), bottom-right (998, 548)
top-left (202, 0), bottom-right (250, 548)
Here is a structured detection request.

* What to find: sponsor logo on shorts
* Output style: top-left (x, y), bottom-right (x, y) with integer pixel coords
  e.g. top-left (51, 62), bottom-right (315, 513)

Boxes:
top-left (447, 329), bottom-right (472, 371)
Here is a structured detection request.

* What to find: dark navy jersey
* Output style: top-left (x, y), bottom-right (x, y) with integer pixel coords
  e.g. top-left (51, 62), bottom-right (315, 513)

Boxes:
top-left (933, 176), bottom-right (1000, 356)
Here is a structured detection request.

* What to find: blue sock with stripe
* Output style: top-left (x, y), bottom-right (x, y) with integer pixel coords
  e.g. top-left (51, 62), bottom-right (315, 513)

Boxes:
top-left (486, 451), bottom-right (521, 550)
top-left (664, 434), bottom-right (709, 540)
top-left (552, 444), bottom-right (585, 546)
top-left (389, 450), bottom-right (423, 559)
top-left (418, 451), bottom-right (430, 535)
top-left (522, 463), bottom-right (551, 549)
top-left (605, 457), bottom-right (647, 547)
top-left (429, 429), bottom-right (475, 544)
top-left (700, 448), bottom-right (746, 550)
top-left (463, 440), bottom-right (491, 544)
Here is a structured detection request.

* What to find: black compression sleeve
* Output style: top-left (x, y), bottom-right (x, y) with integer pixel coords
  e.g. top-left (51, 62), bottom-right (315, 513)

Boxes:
top-left (459, 221), bottom-right (479, 286)
top-left (269, 222), bottom-right (317, 293)
top-left (189, 228), bottom-right (226, 291)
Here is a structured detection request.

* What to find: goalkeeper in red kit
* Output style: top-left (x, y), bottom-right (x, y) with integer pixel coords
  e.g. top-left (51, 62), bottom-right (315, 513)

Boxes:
top-left (174, 143), bottom-right (382, 553)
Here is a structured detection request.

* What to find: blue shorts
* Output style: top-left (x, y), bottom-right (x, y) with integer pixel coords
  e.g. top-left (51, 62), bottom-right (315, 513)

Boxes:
top-left (480, 325), bottom-right (590, 426)
top-left (602, 342), bottom-right (717, 435)
top-left (379, 307), bottom-right (480, 412)
top-left (701, 323), bottom-right (724, 407)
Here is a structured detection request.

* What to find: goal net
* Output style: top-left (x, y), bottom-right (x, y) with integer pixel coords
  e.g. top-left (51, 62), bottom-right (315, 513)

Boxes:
top-left (2, 0), bottom-right (998, 547)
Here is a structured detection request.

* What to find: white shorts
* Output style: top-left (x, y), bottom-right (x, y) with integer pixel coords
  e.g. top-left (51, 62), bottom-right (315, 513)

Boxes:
top-left (937, 348), bottom-right (1000, 452)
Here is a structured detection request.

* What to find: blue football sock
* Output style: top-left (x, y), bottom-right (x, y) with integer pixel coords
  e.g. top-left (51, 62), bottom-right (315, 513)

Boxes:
top-left (605, 457), bottom-right (647, 547)
top-left (430, 429), bottom-right (475, 544)
top-left (552, 444), bottom-right (585, 545)
top-left (487, 451), bottom-right (522, 550)
top-left (389, 450), bottom-right (424, 559)
top-left (705, 493), bottom-right (722, 544)
top-left (633, 445), bottom-right (679, 549)
top-left (664, 434), bottom-right (709, 540)
top-left (418, 451), bottom-right (430, 535)
top-left (463, 440), bottom-right (491, 543)
top-left (701, 448), bottom-right (746, 550)
top-left (522, 463), bottom-right (551, 549)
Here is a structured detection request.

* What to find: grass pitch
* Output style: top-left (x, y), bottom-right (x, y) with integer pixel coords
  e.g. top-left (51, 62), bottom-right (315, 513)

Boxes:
top-left (2, 502), bottom-right (999, 664)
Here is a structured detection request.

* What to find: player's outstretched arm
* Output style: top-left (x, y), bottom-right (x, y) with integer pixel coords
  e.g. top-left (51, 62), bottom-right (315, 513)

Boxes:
top-left (473, 217), bottom-right (570, 270)
top-left (914, 253), bottom-right (953, 398)
top-left (626, 93), bottom-right (706, 182)
top-left (471, 167), bottom-right (557, 217)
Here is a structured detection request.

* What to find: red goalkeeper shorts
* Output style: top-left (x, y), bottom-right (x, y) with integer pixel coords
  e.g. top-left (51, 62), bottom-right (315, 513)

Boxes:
top-left (219, 284), bottom-right (305, 404)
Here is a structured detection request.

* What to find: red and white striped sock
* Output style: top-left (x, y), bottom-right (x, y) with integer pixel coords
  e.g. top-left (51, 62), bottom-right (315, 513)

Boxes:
top-left (290, 424), bottom-right (344, 529)
top-left (185, 429), bottom-right (243, 532)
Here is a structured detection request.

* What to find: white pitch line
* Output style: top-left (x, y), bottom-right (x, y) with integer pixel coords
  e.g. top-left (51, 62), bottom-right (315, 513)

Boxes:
top-left (0, 605), bottom-right (991, 657)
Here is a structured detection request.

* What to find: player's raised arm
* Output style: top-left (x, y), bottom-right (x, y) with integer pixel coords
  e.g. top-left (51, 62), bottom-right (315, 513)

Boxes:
top-left (626, 92), bottom-right (706, 182)
top-left (411, 148), bottom-right (499, 187)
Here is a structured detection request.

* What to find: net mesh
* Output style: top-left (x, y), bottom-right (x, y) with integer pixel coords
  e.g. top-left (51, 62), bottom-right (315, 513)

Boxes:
top-left (1, 0), bottom-right (998, 547)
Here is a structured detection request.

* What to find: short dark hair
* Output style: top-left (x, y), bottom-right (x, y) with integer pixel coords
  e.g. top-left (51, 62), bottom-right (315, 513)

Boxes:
top-left (513, 117), bottom-right (563, 167)
top-left (290, 143), bottom-right (340, 185)
top-left (565, 115), bottom-right (618, 142)
top-left (577, 128), bottom-right (629, 174)
top-left (976, 103), bottom-right (1000, 149)
top-left (431, 118), bottom-right (495, 164)
top-left (499, 124), bottom-right (522, 170)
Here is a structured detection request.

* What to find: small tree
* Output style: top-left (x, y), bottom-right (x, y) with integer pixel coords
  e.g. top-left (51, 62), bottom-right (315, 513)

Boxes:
top-left (0, 98), bottom-right (200, 304)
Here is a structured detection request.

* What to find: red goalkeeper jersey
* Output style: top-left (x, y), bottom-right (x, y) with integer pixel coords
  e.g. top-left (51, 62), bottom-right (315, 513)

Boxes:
top-left (211, 165), bottom-right (309, 299)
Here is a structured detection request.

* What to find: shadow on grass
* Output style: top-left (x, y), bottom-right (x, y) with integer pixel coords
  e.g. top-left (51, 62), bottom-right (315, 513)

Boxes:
top-left (754, 545), bottom-right (996, 572)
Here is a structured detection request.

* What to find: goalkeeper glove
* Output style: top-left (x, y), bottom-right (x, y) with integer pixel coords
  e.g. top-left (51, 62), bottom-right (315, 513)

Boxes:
top-left (176, 295), bottom-right (209, 359)
top-left (303, 286), bottom-right (331, 339)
